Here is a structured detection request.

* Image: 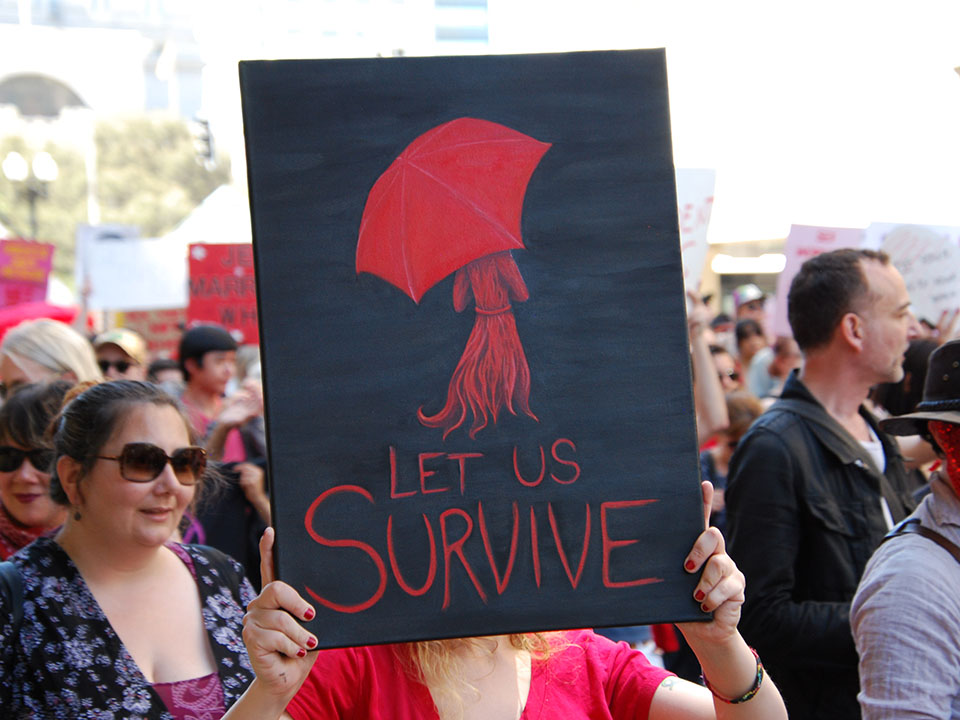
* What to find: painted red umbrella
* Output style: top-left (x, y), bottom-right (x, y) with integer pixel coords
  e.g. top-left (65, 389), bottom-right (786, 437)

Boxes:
top-left (356, 117), bottom-right (551, 439)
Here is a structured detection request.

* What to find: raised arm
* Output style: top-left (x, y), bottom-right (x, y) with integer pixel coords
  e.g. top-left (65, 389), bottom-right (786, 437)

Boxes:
top-left (222, 528), bottom-right (317, 720)
top-left (649, 482), bottom-right (787, 720)
top-left (688, 292), bottom-right (729, 444)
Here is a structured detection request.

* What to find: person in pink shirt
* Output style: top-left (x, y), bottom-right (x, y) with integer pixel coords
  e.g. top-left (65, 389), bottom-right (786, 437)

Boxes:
top-left (220, 482), bottom-right (788, 720)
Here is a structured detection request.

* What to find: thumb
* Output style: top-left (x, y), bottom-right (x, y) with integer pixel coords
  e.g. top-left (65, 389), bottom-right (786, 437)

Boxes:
top-left (260, 527), bottom-right (277, 585)
top-left (701, 481), bottom-right (714, 529)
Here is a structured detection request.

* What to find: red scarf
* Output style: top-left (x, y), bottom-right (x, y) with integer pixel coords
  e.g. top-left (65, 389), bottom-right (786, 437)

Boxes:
top-left (0, 501), bottom-right (49, 560)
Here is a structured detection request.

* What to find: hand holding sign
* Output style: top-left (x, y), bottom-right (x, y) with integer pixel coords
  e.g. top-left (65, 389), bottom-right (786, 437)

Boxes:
top-left (677, 481), bottom-right (746, 648)
top-left (239, 528), bottom-right (318, 714)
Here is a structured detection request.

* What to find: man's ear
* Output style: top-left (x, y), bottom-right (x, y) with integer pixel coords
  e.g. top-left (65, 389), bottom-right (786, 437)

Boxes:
top-left (839, 312), bottom-right (864, 350)
top-left (57, 455), bottom-right (85, 507)
top-left (184, 357), bottom-right (200, 377)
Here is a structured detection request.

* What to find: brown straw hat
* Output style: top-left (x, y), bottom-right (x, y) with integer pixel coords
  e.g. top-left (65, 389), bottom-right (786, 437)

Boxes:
top-left (880, 339), bottom-right (960, 436)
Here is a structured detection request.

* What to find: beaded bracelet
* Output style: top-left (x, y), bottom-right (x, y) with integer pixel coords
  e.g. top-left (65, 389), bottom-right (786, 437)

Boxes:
top-left (701, 647), bottom-right (764, 704)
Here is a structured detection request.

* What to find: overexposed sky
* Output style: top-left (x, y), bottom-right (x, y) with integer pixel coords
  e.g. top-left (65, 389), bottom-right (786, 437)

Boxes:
top-left (203, 0), bottom-right (960, 246)
top-left (488, 0), bottom-right (960, 244)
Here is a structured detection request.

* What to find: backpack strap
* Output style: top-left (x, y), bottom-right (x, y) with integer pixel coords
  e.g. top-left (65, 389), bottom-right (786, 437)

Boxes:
top-left (882, 518), bottom-right (960, 564)
top-left (0, 560), bottom-right (23, 632)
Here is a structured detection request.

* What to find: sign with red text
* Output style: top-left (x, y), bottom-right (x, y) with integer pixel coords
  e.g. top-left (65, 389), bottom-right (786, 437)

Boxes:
top-left (864, 223), bottom-right (960, 326)
top-left (676, 169), bottom-right (715, 293)
top-left (241, 50), bottom-right (704, 648)
top-left (0, 239), bottom-right (54, 306)
top-left (772, 224), bottom-right (865, 337)
top-left (187, 244), bottom-right (259, 344)
top-left (118, 308), bottom-right (187, 357)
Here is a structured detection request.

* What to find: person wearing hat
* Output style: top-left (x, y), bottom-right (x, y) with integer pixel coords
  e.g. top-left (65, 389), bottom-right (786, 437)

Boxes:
top-left (852, 339), bottom-right (960, 718)
top-left (732, 283), bottom-right (767, 325)
top-left (93, 328), bottom-right (148, 381)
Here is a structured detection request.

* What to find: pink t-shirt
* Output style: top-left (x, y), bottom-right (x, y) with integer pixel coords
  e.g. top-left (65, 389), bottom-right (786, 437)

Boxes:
top-left (286, 630), bottom-right (672, 720)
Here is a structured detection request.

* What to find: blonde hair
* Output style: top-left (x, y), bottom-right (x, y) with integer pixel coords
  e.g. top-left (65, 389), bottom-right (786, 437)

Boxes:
top-left (2, 319), bottom-right (102, 383)
top-left (399, 633), bottom-right (558, 720)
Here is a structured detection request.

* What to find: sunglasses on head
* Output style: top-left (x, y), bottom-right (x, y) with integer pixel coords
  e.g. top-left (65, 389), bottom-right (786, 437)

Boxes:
top-left (96, 443), bottom-right (207, 485)
top-left (98, 359), bottom-right (134, 374)
top-left (0, 446), bottom-right (55, 473)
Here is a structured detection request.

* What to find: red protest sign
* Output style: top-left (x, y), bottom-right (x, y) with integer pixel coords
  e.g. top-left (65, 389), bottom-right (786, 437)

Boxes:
top-left (187, 244), bottom-right (259, 344)
top-left (119, 308), bottom-right (187, 357)
top-left (0, 239), bottom-right (54, 306)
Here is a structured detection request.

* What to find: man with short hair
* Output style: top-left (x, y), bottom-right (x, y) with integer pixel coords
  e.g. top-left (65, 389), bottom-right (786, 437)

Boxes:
top-left (178, 324), bottom-right (240, 436)
top-left (93, 328), bottom-right (148, 381)
top-left (726, 248), bottom-right (919, 719)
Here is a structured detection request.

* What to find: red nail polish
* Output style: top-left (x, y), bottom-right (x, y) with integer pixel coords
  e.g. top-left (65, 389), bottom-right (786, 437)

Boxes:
top-left (701, 603), bottom-right (710, 613)
top-left (297, 648), bottom-right (307, 658)
top-left (306, 636), bottom-right (318, 649)
top-left (684, 560), bottom-right (696, 571)
top-left (694, 590), bottom-right (705, 602)
top-left (304, 608), bottom-right (316, 620)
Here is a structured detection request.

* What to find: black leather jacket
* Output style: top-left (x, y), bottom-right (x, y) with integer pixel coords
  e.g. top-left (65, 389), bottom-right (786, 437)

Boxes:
top-left (726, 371), bottom-right (916, 719)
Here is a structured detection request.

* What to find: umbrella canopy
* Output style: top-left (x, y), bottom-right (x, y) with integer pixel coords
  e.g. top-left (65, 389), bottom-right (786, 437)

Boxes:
top-left (356, 117), bottom-right (551, 303)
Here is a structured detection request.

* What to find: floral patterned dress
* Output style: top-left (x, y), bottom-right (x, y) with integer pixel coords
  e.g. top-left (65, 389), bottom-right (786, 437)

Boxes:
top-left (0, 537), bottom-right (256, 719)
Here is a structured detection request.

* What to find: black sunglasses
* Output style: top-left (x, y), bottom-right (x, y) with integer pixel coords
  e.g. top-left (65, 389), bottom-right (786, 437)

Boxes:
top-left (98, 359), bottom-right (134, 374)
top-left (0, 446), bottom-right (55, 473)
top-left (96, 443), bottom-right (207, 485)
top-left (719, 370), bottom-right (740, 382)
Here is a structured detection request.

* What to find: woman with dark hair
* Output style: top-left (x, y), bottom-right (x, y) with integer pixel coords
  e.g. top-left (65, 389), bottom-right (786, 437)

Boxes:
top-left (0, 381), bottom-right (71, 558)
top-left (0, 380), bottom-right (256, 719)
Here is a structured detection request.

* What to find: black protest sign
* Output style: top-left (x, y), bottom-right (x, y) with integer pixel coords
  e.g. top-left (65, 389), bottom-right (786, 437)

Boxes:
top-left (241, 49), bottom-right (705, 648)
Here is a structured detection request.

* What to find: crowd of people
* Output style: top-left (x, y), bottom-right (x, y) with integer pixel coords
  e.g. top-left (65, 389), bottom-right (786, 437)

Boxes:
top-left (0, 245), bottom-right (958, 718)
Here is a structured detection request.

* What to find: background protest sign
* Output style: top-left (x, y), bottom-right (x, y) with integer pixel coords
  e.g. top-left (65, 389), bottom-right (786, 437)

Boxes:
top-left (117, 308), bottom-right (186, 357)
top-left (241, 49), bottom-right (704, 648)
top-left (676, 169), bottom-right (715, 293)
top-left (82, 235), bottom-right (188, 311)
top-left (771, 224), bottom-right (865, 337)
top-left (863, 223), bottom-right (960, 327)
top-left (187, 243), bottom-right (259, 344)
top-left (0, 239), bottom-right (54, 305)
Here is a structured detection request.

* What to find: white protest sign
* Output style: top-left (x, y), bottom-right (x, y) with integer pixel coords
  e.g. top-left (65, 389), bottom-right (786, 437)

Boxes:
top-left (676, 169), bottom-right (715, 293)
top-left (865, 223), bottom-right (960, 325)
top-left (75, 224), bottom-right (139, 290)
top-left (84, 236), bottom-right (188, 311)
top-left (772, 225), bottom-right (865, 337)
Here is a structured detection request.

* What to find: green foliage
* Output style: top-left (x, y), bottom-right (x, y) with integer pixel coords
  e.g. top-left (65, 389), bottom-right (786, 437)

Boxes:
top-left (96, 115), bottom-right (230, 238)
top-left (1, 113), bottom-right (231, 287)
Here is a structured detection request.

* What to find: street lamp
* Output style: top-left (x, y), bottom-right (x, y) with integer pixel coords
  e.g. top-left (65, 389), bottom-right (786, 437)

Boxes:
top-left (2, 150), bottom-right (59, 240)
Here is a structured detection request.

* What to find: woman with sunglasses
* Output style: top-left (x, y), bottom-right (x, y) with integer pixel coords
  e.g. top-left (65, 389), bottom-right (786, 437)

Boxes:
top-left (0, 381), bottom-right (71, 559)
top-left (0, 380), bottom-right (256, 719)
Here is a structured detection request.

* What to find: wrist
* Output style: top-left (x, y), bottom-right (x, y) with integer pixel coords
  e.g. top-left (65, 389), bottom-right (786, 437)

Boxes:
top-left (226, 678), bottom-right (294, 719)
top-left (683, 631), bottom-right (758, 699)
top-left (702, 646), bottom-right (764, 704)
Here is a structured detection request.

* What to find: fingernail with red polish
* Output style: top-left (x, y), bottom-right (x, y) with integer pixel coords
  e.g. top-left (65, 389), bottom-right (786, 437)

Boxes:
top-left (307, 636), bottom-right (318, 649)
top-left (297, 648), bottom-right (307, 658)
top-left (684, 560), bottom-right (696, 571)
top-left (694, 590), bottom-right (705, 602)
top-left (304, 608), bottom-right (316, 620)
top-left (701, 603), bottom-right (710, 613)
